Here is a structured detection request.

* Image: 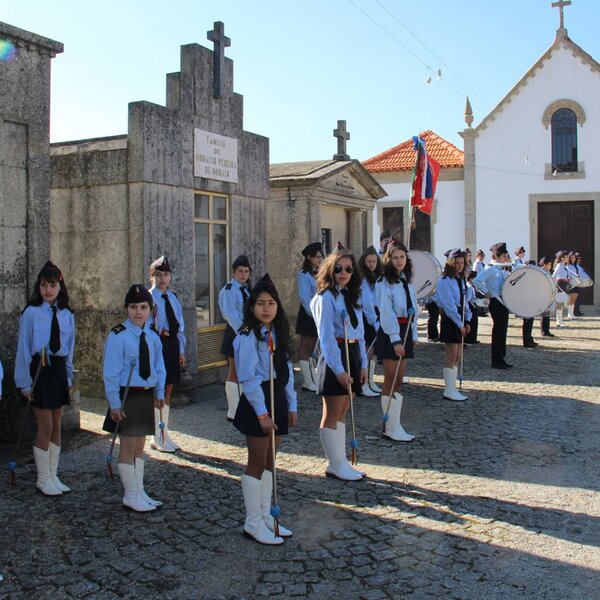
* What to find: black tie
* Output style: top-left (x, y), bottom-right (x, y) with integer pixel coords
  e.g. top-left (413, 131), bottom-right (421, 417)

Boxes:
top-left (340, 288), bottom-right (359, 328)
top-left (240, 285), bottom-right (249, 304)
top-left (139, 332), bottom-right (151, 379)
top-left (162, 293), bottom-right (179, 334)
top-left (401, 279), bottom-right (414, 314)
top-left (50, 305), bottom-right (61, 354)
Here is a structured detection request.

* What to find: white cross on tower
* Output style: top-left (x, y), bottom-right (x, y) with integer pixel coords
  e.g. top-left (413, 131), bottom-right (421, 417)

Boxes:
top-left (551, 0), bottom-right (572, 30)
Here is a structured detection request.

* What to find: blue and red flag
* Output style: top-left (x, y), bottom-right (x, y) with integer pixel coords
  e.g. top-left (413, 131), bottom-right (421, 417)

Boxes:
top-left (410, 136), bottom-right (440, 216)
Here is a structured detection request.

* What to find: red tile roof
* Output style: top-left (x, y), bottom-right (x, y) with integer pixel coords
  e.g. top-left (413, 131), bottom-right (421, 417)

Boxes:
top-left (363, 130), bottom-right (464, 173)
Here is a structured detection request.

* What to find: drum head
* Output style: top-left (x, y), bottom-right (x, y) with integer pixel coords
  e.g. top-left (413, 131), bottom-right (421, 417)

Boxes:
top-left (502, 266), bottom-right (555, 318)
top-left (579, 278), bottom-right (593, 288)
top-left (410, 251), bottom-right (442, 299)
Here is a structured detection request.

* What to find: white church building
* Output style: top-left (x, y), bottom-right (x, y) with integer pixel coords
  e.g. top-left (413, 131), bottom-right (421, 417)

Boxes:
top-left (365, 10), bottom-right (598, 306)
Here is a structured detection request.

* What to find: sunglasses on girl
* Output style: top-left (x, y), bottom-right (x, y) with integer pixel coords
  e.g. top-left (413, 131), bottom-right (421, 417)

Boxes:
top-left (334, 265), bottom-right (354, 274)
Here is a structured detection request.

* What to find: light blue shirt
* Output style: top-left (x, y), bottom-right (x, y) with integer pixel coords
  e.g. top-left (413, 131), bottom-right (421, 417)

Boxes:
top-left (233, 326), bottom-right (297, 417)
top-left (0, 359), bottom-right (3, 395)
top-left (150, 287), bottom-right (186, 353)
top-left (218, 278), bottom-right (248, 332)
top-left (360, 278), bottom-right (380, 329)
top-left (466, 283), bottom-right (477, 306)
top-left (473, 259), bottom-right (486, 274)
top-left (311, 289), bottom-right (367, 375)
top-left (15, 303), bottom-right (76, 393)
top-left (375, 277), bottom-right (418, 344)
top-left (297, 270), bottom-right (317, 314)
top-left (103, 319), bottom-right (166, 409)
top-left (552, 263), bottom-right (570, 281)
top-left (472, 264), bottom-right (507, 299)
top-left (436, 276), bottom-right (472, 329)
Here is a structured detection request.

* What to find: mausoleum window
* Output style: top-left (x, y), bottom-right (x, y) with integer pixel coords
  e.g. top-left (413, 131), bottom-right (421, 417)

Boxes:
top-left (194, 192), bottom-right (229, 331)
top-left (551, 108), bottom-right (578, 173)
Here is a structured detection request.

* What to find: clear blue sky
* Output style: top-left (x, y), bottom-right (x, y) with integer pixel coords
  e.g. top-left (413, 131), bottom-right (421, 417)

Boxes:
top-left (3, 0), bottom-right (599, 163)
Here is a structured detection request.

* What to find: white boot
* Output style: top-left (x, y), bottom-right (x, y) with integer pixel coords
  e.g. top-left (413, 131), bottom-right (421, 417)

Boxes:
top-left (118, 463), bottom-right (156, 512)
top-left (361, 362), bottom-right (380, 397)
top-left (33, 446), bottom-right (62, 496)
top-left (225, 381), bottom-right (241, 421)
top-left (161, 405), bottom-right (180, 450)
top-left (319, 427), bottom-right (362, 480)
top-left (381, 394), bottom-right (415, 442)
top-left (48, 442), bottom-right (70, 493)
top-left (299, 360), bottom-right (317, 392)
top-left (241, 474), bottom-right (284, 544)
top-left (443, 368), bottom-right (467, 402)
top-left (556, 308), bottom-right (564, 327)
top-left (368, 360), bottom-right (382, 394)
top-left (135, 458), bottom-right (162, 507)
top-left (336, 422), bottom-right (365, 477)
top-left (567, 305), bottom-right (576, 319)
top-left (261, 470), bottom-right (292, 537)
top-left (151, 408), bottom-right (176, 452)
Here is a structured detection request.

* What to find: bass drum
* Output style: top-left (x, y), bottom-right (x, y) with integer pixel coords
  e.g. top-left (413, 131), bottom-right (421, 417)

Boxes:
top-left (410, 251), bottom-right (443, 300)
top-left (501, 265), bottom-right (556, 318)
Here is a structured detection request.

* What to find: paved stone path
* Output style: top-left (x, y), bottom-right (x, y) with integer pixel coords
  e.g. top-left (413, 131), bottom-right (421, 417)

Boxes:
top-left (1, 311), bottom-right (600, 599)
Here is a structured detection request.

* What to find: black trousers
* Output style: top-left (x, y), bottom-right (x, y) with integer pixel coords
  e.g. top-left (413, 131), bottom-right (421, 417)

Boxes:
top-left (489, 298), bottom-right (509, 365)
top-left (522, 318), bottom-right (534, 345)
top-left (426, 300), bottom-right (439, 340)
top-left (465, 302), bottom-right (478, 343)
top-left (540, 315), bottom-right (551, 335)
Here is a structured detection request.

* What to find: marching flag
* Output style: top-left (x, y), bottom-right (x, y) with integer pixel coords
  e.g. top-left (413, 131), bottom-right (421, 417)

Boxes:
top-left (410, 136), bottom-right (440, 216)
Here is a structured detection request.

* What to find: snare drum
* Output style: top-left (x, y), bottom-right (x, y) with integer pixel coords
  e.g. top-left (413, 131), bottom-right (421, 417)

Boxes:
top-left (410, 251), bottom-right (443, 300)
top-left (578, 277), bottom-right (594, 288)
top-left (501, 265), bottom-right (556, 318)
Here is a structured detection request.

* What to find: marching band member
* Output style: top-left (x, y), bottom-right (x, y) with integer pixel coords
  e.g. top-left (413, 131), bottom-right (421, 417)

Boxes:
top-left (218, 255), bottom-right (252, 421)
top-left (311, 249), bottom-right (367, 481)
top-left (573, 252), bottom-right (590, 316)
top-left (375, 240), bottom-right (417, 442)
top-left (358, 246), bottom-right (382, 397)
top-left (436, 249), bottom-right (471, 401)
top-left (513, 247), bottom-right (537, 348)
top-left (473, 250), bottom-right (486, 274)
top-left (473, 242), bottom-right (512, 369)
top-left (296, 242), bottom-right (323, 392)
top-left (552, 251), bottom-right (570, 328)
top-left (464, 270), bottom-right (480, 344)
top-left (233, 274), bottom-right (297, 545)
top-left (15, 261), bottom-right (75, 496)
top-left (102, 284), bottom-right (166, 512)
top-left (566, 251), bottom-right (580, 320)
top-left (149, 256), bottom-right (186, 452)
top-left (539, 257), bottom-right (555, 337)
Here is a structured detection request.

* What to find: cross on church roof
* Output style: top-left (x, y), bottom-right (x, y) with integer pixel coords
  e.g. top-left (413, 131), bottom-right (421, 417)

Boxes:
top-left (333, 120), bottom-right (351, 161)
top-left (551, 0), bottom-right (572, 31)
top-left (207, 21), bottom-right (231, 98)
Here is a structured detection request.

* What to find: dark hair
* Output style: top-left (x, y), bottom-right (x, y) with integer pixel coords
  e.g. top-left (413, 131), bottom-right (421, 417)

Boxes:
top-left (380, 230), bottom-right (392, 242)
top-left (358, 249), bottom-right (382, 285)
top-left (382, 242), bottom-right (413, 284)
top-left (315, 250), bottom-right (362, 307)
top-left (28, 274), bottom-right (70, 310)
top-left (243, 289), bottom-right (292, 361)
top-left (442, 256), bottom-right (466, 279)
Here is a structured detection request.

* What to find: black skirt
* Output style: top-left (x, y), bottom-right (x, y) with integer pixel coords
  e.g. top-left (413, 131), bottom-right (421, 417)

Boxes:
top-left (220, 324), bottom-right (237, 358)
top-left (440, 312), bottom-right (463, 344)
top-left (233, 380), bottom-right (289, 437)
top-left (30, 354), bottom-right (70, 410)
top-left (102, 388), bottom-right (155, 437)
top-left (319, 341), bottom-right (363, 396)
top-left (295, 305), bottom-right (317, 337)
top-left (363, 314), bottom-right (377, 347)
top-left (376, 322), bottom-right (415, 361)
top-left (160, 333), bottom-right (181, 385)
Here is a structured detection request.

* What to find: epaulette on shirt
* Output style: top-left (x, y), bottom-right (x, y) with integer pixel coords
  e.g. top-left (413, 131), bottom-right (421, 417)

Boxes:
top-left (239, 325), bottom-right (252, 336)
top-left (376, 275), bottom-right (384, 283)
top-left (111, 324), bottom-right (126, 334)
top-left (225, 283), bottom-right (233, 290)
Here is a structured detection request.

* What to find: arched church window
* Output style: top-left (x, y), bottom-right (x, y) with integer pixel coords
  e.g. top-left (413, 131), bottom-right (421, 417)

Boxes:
top-left (551, 108), bottom-right (578, 173)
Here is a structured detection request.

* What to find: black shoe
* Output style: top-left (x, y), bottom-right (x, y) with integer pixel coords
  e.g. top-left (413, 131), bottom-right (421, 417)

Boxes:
top-left (545, 332), bottom-right (556, 337)
top-left (523, 341), bottom-right (538, 348)
top-left (428, 338), bottom-right (439, 343)
top-left (574, 311), bottom-right (584, 317)
top-left (492, 362), bottom-right (509, 369)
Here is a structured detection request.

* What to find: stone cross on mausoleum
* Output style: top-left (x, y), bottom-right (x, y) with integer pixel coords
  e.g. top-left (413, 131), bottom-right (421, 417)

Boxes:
top-left (333, 120), bottom-right (350, 161)
top-left (207, 21), bottom-right (231, 98)
top-left (551, 0), bottom-right (571, 30)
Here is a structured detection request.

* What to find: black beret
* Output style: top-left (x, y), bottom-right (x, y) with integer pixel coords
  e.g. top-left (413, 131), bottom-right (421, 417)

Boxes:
top-left (38, 260), bottom-right (63, 281)
top-left (232, 255), bottom-right (251, 270)
top-left (150, 256), bottom-right (171, 272)
top-left (364, 245), bottom-right (378, 256)
top-left (301, 242), bottom-right (323, 258)
top-left (251, 273), bottom-right (278, 298)
top-left (124, 284), bottom-right (153, 307)
top-left (538, 256), bottom-right (550, 266)
top-left (444, 248), bottom-right (464, 259)
top-left (490, 242), bottom-right (507, 255)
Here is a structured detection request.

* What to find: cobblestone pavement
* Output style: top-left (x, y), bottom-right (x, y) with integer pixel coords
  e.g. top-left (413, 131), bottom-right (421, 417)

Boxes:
top-left (2, 311), bottom-right (600, 599)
